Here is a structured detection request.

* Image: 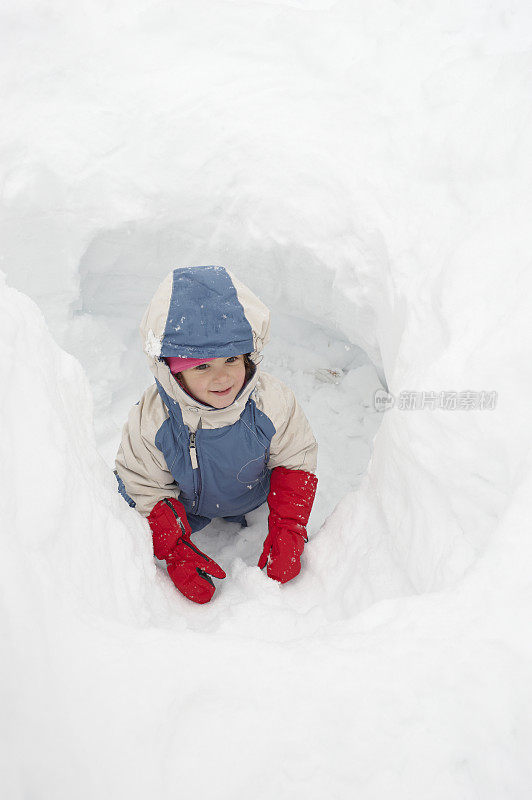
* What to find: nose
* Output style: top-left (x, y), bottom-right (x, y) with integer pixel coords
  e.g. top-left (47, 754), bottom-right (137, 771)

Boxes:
top-left (211, 364), bottom-right (230, 386)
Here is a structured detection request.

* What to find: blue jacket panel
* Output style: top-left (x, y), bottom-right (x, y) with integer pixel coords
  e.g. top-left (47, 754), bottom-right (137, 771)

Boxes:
top-left (154, 390), bottom-right (276, 532)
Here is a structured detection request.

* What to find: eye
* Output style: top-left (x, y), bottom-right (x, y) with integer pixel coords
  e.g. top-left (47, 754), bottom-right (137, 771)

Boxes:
top-left (225, 356), bottom-right (238, 364)
top-left (195, 363), bottom-right (209, 371)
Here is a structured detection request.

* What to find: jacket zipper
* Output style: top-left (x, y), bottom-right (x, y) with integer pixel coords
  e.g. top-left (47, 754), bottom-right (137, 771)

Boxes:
top-left (189, 430), bottom-right (202, 512)
top-left (189, 431), bottom-right (198, 468)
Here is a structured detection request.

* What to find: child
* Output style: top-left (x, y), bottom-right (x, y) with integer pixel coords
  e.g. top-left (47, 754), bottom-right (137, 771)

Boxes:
top-left (115, 265), bottom-right (318, 604)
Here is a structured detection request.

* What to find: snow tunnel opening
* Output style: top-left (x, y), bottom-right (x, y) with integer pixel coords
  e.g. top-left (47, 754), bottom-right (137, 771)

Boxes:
top-left (70, 221), bottom-right (387, 538)
top-left (6, 213), bottom-right (465, 635)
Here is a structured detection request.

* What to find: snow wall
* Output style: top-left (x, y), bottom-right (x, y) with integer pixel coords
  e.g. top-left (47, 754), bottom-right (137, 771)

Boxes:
top-left (2, 2), bottom-right (532, 798)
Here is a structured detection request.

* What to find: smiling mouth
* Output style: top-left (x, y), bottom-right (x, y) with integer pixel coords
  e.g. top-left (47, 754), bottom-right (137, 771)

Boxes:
top-left (211, 387), bottom-right (232, 395)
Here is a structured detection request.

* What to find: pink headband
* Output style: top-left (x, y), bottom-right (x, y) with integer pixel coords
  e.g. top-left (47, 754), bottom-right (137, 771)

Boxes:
top-left (165, 356), bottom-right (215, 374)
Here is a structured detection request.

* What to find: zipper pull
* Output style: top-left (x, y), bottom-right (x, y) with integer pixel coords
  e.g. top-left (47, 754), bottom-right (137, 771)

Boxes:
top-left (189, 431), bottom-right (198, 469)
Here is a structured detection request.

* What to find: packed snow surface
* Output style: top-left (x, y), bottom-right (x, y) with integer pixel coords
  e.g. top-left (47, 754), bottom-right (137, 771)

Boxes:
top-left (2, 1), bottom-right (532, 798)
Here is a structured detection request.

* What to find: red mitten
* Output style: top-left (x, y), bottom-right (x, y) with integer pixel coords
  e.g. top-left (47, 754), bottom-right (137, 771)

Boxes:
top-left (147, 498), bottom-right (226, 604)
top-left (258, 467), bottom-right (318, 584)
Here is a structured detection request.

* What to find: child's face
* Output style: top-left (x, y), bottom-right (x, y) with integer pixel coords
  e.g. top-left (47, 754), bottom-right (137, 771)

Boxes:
top-left (178, 355), bottom-right (247, 408)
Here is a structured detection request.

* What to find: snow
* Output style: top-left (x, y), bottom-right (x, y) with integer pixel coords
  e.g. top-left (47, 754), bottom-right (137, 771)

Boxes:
top-left (144, 328), bottom-right (163, 358)
top-left (2, 1), bottom-right (532, 798)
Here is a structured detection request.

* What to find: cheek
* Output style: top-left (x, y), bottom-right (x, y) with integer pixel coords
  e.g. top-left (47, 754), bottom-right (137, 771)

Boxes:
top-left (195, 374), bottom-right (211, 392)
top-left (181, 372), bottom-right (204, 393)
top-left (236, 363), bottom-right (246, 384)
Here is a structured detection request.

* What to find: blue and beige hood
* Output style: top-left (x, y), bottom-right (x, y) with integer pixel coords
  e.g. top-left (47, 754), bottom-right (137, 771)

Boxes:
top-left (140, 265), bottom-right (271, 409)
